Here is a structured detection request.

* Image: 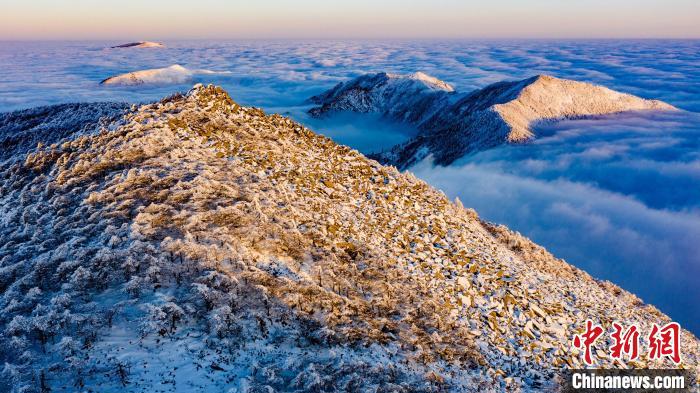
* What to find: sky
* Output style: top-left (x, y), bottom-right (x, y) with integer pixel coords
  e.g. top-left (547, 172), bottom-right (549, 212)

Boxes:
top-left (1, 0), bottom-right (699, 40)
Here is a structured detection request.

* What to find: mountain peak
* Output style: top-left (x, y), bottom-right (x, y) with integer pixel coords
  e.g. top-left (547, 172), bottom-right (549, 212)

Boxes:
top-left (308, 71), bottom-right (455, 123)
top-left (111, 41), bottom-right (165, 49)
top-left (531, 73), bottom-right (556, 82)
top-left (100, 64), bottom-right (191, 86)
top-left (2, 85), bottom-right (697, 391)
top-left (186, 83), bottom-right (238, 105)
top-left (100, 65), bottom-right (231, 86)
top-left (494, 73), bottom-right (676, 142)
top-left (404, 71), bottom-right (455, 91)
top-left (309, 72), bottom-right (677, 168)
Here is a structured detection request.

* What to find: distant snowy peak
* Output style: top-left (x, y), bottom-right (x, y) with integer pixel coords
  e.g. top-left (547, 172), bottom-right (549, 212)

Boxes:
top-left (404, 71), bottom-right (455, 91)
top-left (100, 64), bottom-right (231, 86)
top-left (111, 41), bottom-right (165, 48)
top-left (308, 71), bottom-right (455, 125)
top-left (491, 74), bottom-right (676, 142)
top-left (310, 72), bottom-right (677, 168)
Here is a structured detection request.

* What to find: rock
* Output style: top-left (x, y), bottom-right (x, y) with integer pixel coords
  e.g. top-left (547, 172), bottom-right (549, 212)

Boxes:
top-left (425, 371), bottom-right (445, 384)
top-left (547, 323), bottom-right (566, 338)
top-left (530, 304), bottom-right (547, 319)
top-left (457, 276), bottom-right (471, 289)
top-left (534, 341), bottom-right (554, 351)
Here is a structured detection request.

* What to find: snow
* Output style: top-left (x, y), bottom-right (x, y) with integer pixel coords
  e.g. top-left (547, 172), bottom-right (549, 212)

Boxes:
top-left (493, 74), bottom-right (676, 142)
top-left (101, 65), bottom-right (231, 86)
top-left (310, 72), bottom-right (676, 168)
top-left (0, 86), bottom-right (499, 392)
top-left (406, 71), bottom-right (454, 92)
top-left (0, 39), bottom-right (698, 346)
top-left (308, 71), bottom-right (456, 127)
top-left (112, 41), bottom-right (165, 49)
top-left (0, 102), bottom-right (130, 162)
top-left (1, 85), bottom-right (697, 392)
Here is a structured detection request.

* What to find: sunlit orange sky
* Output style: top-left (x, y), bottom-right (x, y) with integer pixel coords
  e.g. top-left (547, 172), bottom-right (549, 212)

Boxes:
top-left (1, 0), bottom-right (699, 40)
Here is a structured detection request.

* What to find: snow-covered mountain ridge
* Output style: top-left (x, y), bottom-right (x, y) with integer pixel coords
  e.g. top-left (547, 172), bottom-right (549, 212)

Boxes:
top-left (100, 64), bottom-right (231, 86)
top-left (309, 73), bottom-right (676, 168)
top-left (111, 41), bottom-right (165, 49)
top-left (309, 72), bottom-right (455, 127)
top-left (0, 85), bottom-right (697, 392)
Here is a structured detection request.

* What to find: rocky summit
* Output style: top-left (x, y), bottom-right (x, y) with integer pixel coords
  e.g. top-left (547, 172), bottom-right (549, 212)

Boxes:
top-left (309, 73), bottom-right (676, 169)
top-left (0, 85), bottom-right (697, 392)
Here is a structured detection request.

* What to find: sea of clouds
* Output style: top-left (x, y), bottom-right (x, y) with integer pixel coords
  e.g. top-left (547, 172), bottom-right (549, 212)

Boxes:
top-left (0, 39), bottom-right (698, 334)
top-left (412, 110), bottom-right (700, 334)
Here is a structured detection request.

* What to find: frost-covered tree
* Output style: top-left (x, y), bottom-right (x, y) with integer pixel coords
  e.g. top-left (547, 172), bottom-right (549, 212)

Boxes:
top-left (141, 302), bottom-right (185, 338)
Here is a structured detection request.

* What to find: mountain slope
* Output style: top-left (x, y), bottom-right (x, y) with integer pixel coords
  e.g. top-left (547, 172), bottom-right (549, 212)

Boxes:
top-left (0, 102), bottom-right (129, 162)
top-left (309, 73), bottom-right (676, 168)
top-left (309, 72), bottom-right (455, 126)
top-left (0, 85), bottom-right (697, 392)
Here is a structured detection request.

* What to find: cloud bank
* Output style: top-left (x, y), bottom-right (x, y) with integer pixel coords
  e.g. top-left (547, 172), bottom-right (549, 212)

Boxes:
top-left (411, 111), bottom-right (700, 334)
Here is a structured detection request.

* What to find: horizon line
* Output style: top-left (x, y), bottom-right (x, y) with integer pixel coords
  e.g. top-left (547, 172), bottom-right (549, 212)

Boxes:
top-left (2, 37), bottom-right (700, 42)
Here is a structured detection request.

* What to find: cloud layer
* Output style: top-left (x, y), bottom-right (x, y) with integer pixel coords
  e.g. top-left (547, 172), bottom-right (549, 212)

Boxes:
top-left (412, 111), bottom-right (700, 334)
top-left (2, 40), bottom-right (700, 112)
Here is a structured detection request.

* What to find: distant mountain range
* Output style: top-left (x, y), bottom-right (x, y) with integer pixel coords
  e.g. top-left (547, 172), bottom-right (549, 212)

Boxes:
top-left (0, 85), bottom-right (697, 392)
top-left (309, 73), bottom-right (676, 169)
top-left (100, 64), bottom-right (231, 86)
top-left (111, 41), bottom-right (165, 49)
